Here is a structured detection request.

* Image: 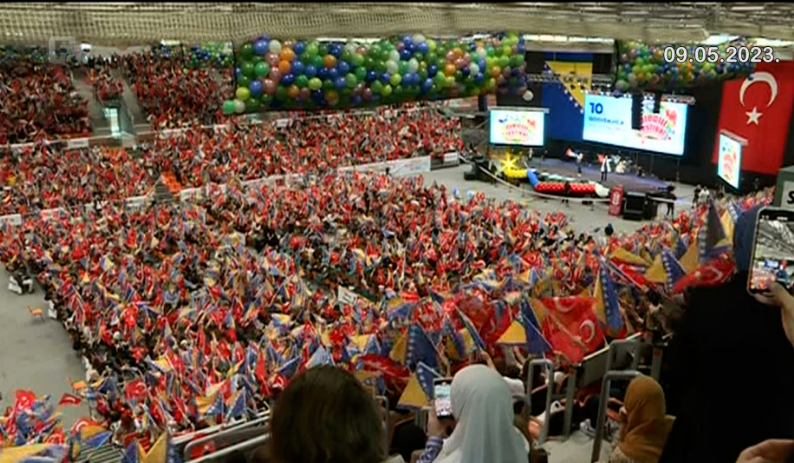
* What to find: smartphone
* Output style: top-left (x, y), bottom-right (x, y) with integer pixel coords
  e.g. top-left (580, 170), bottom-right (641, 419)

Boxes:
top-left (748, 207), bottom-right (794, 294)
top-left (433, 377), bottom-right (454, 419)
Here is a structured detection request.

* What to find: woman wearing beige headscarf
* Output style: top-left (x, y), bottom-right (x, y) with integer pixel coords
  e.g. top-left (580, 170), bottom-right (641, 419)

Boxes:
top-left (598, 375), bottom-right (673, 463)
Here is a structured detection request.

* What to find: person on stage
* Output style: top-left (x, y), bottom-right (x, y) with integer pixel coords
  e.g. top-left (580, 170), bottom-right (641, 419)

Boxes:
top-left (600, 156), bottom-right (611, 182)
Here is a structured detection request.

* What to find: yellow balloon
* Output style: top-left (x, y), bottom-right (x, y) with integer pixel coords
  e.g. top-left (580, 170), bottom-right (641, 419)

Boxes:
top-left (427, 39), bottom-right (437, 52)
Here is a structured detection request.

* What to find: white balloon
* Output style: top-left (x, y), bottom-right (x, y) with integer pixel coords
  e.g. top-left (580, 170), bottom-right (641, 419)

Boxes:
top-left (345, 42), bottom-right (358, 54)
top-left (234, 99), bottom-right (246, 114)
top-left (407, 58), bottom-right (419, 73)
top-left (386, 60), bottom-right (399, 74)
top-left (389, 50), bottom-right (400, 62)
top-left (413, 34), bottom-right (426, 44)
top-left (269, 40), bottom-right (282, 55)
top-left (469, 63), bottom-right (480, 75)
top-left (476, 47), bottom-right (487, 58)
top-left (522, 89), bottom-right (534, 101)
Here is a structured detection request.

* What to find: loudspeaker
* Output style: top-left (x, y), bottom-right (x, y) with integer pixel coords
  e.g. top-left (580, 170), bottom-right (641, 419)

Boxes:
top-left (623, 191), bottom-right (647, 220)
top-left (525, 51), bottom-right (546, 75)
top-left (592, 53), bottom-right (614, 75)
top-left (631, 94), bottom-right (643, 130)
top-left (653, 92), bottom-right (662, 114)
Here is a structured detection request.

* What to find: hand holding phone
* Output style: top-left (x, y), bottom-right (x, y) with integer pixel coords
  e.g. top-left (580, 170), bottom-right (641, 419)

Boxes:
top-left (748, 208), bottom-right (794, 295)
top-left (433, 378), bottom-right (453, 420)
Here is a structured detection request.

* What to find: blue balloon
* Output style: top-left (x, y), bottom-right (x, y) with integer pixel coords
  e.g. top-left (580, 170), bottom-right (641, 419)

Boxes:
top-left (517, 43), bottom-right (525, 54)
top-left (422, 78), bottom-right (433, 91)
top-left (402, 35), bottom-right (413, 46)
top-left (408, 72), bottom-right (419, 85)
top-left (399, 49), bottom-right (412, 61)
top-left (249, 79), bottom-right (263, 96)
top-left (352, 95), bottom-right (363, 105)
top-left (366, 70), bottom-right (378, 82)
top-left (511, 68), bottom-right (519, 76)
top-left (416, 42), bottom-right (429, 55)
top-left (461, 67), bottom-right (470, 77)
top-left (372, 93), bottom-right (381, 102)
top-left (404, 42), bottom-right (415, 54)
top-left (318, 67), bottom-right (329, 79)
top-left (235, 66), bottom-right (243, 78)
top-left (311, 90), bottom-right (323, 101)
top-left (380, 72), bottom-right (391, 83)
top-left (294, 41), bottom-right (306, 56)
top-left (291, 60), bottom-right (305, 75)
top-left (327, 67), bottom-right (339, 80)
top-left (478, 59), bottom-right (486, 69)
top-left (428, 64), bottom-right (438, 77)
top-left (329, 44), bottom-right (342, 57)
top-left (334, 77), bottom-right (346, 89)
top-left (304, 64), bottom-right (317, 77)
top-left (282, 73), bottom-right (295, 86)
top-left (337, 61), bottom-right (350, 75)
top-left (253, 40), bottom-right (268, 56)
top-left (474, 72), bottom-right (484, 83)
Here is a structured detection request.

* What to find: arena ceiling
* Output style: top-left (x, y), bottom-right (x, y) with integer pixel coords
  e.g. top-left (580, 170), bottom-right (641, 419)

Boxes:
top-left (1, 3), bottom-right (794, 47)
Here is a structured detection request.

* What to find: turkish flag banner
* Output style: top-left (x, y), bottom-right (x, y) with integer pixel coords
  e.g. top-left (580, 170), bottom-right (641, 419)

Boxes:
top-left (713, 61), bottom-right (794, 175)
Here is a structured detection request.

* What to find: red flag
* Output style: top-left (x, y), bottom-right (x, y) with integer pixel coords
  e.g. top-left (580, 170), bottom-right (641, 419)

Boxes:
top-left (713, 61), bottom-right (794, 175)
top-left (58, 393), bottom-right (83, 407)
top-left (123, 378), bottom-right (147, 402)
top-left (540, 297), bottom-right (605, 364)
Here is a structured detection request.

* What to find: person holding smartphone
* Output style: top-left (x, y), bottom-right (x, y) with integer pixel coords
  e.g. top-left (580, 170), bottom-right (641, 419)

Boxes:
top-left (660, 206), bottom-right (794, 463)
top-left (415, 365), bottom-right (529, 463)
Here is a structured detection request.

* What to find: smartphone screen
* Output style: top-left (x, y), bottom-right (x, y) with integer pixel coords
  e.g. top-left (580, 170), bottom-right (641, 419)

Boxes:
top-left (433, 378), bottom-right (453, 419)
top-left (748, 208), bottom-right (794, 293)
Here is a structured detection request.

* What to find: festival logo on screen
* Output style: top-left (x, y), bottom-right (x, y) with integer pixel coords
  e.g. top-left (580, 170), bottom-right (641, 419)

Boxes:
top-left (639, 107), bottom-right (679, 141)
top-left (498, 113), bottom-right (537, 144)
top-left (720, 140), bottom-right (739, 185)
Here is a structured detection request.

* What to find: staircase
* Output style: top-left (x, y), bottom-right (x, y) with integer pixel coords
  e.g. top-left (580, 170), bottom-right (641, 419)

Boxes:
top-left (74, 441), bottom-right (123, 463)
top-left (72, 72), bottom-right (112, 138)
top-left (118, 74), bottom-right (150, 134)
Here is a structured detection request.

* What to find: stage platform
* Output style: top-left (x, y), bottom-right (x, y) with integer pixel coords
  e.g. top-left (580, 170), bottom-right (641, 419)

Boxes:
top-left (527, 158), bottom-right (671, 193)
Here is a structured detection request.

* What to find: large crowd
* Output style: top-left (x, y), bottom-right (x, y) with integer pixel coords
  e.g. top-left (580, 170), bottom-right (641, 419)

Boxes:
top-left (0, 50), bottom-right (791, 463)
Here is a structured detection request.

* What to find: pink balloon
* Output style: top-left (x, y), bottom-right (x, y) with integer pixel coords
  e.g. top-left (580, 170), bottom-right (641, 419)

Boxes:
top-left (445, 50), bottom-right (456, 62)
top-left (455, 58), bottom-right (466, 70)
top-left (354, 83), bottom-right (365, 96)
top-left (263, 79), bottom-right (276, 95)
top-left (396, 42), bottom-right (405, 51)
top-left (363, 88), bottom-right (373, 101)
top-left (502, 66), bottom-right (512, 78)
top-left (269, 69), bottom-right (282, 82)
top-left (266, 53), bottom-right (280, 67)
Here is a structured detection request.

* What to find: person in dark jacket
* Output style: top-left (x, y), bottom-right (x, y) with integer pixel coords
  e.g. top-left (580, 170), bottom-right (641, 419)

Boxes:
top-left (660, 206), bottom-right (794, 463)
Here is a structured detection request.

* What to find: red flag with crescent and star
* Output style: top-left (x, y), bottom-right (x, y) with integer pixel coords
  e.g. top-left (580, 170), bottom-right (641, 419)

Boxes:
top-left (713, 61), bottom-right (794, 175)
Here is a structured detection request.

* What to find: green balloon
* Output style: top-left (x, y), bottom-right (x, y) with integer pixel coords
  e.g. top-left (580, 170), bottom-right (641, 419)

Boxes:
top-left (275, 85), bottom-right (287, 100)
top-left (372, 80), bottom-right (383, 94)
top-left (351, 53), bottom-right (364, 67)
top-left (499, 56), bottom-right (510, 68)
top-left (418, 69), bottom-right (428, 80)
top-left (241, 61), bottom-right (255, 77)
top-left (394, 85), bottom-right (404, 98)
top-left (455, 71), bottom-right (463, 81)
top-left (345, 74), bottom-right (357, 88)
top-left (382, 84), bottom-right (393, 96)
top-left (355, 66), bottom-right (367, 82)
top-left (311, 55), bottom-right (324, 69)
top-left (305, 42), bottom-right (319, 57)
top-left (254, 62), bottom-right (270, 78)
top-left (240, 43), bottom-right (254, 60)
top-left (502, 45), bottom-right (512, 57)
top-left (390, 73), bottom-right (402, 86)
top-left (364, 57), bottom-right (374, 69)
top-left (237, 75), bottom-right (250, 88)
top-left (296, 75), bottom-right (309, 88)
top-left (398, 61), bottom-right (409, 75)
top-left (222, 100), bottom-right (236, 115)
top-left (260, 94), bottom-right (273, 106)
top-left (236, 87), bottom-right (250, 101)
top-left (323, 79), bottom-right (335, 91)
top-left (246, 98), bottom-right (261, 112)
top-left (375, 60), bottom-right (387, 73)
top-left (308, 77), bottom-right (322, 90)
top-left (433, 73), bottom-right (446, 86)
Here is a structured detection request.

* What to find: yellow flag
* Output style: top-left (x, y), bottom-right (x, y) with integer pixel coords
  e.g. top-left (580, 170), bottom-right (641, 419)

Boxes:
top-left (593, 273), bottom-right (607, 325)
top-left (397, 374), bottom-right (429, 409)
top-left (680, 242), bottom-right (699, 274)
top-left (143, 432), bottom-right (168, 463)
top-left (389, 332), bottom-right (407, 364)
top-left (0, 444), bottom-right (50, 463)
top-left (645, 255), bottom-right (668, 284)
top-left (610, 248), bottom-right (650, 266)
top-left (351, 334), bottom-right (372, 352)
top-left (496, 321), bottom-right (526, 345)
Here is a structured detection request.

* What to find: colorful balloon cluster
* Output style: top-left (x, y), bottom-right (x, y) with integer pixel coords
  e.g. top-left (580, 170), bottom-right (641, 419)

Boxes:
top-left (614, 39), bottom-right (755, 92)
top-left (224, 32), bottom-right (528, 114)
top-left (152, 43), bottom-right (233, 69)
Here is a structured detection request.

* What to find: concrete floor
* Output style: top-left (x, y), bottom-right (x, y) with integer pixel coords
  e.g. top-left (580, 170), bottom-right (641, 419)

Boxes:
top-left (0, 164), bottom-right (694, 461)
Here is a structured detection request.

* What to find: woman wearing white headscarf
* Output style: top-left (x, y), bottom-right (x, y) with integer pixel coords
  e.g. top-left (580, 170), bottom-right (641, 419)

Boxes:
top-left (416, 364), bottom-right (529, 463)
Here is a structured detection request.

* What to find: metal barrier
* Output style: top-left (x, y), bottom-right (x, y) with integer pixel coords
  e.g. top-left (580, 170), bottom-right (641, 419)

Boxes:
top-left (590, 370), bottom-right (641, 463)
top-left (182, 412), bottom-right (270, 459)
top-left (562, 333), bottom-right (642, 438)
top-left (526, 358), bottom-right (555, 445)
top-left (187, 433), bottom-right (271, 463)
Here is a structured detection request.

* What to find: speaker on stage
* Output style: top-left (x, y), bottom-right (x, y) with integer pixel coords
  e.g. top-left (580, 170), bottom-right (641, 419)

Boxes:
top-left (631, 93), bottom-right (643, 130)
top-left (623, 191), bottom-right (647, 220)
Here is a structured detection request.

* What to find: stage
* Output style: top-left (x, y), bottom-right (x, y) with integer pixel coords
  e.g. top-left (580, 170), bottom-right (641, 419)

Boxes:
top-left (526, 157), bottom-right (672, 193)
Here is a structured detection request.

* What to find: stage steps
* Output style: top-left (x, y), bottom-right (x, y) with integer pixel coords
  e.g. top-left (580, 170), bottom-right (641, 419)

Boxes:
top-left (118, 75), bottom-right (148, 130)
top-left (74, 441), bottom-right (123, 463)
top-left (72, 73), bottom-right (112, 137)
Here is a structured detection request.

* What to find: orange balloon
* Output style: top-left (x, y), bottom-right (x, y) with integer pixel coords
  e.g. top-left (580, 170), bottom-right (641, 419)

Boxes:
top-left (490, 66), bottom-right (501, 78)
top-left (287, 85), bottom-right (300, 99)
top-left (279, 48), bottom-right (296, 62)
top-left (444, 64), bottom-right (457, 76)
top-left (453, 48), bottom-right (463, 59)
top-left (278, 60), bottom-right (291, 74)
top-left (323, 54), bottom-right (337, 68)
